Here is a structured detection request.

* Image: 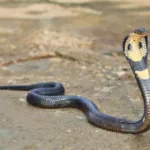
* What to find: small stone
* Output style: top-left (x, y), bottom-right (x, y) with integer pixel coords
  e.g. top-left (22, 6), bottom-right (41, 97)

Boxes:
top-left (95, 130), bottom-right (99, 133)
top-left (66, 129), bottom-right (71, 133)
top-left (76, 116), bottom-right (85, 120)
top-left (19, 98), bottom-right (26, 103)
top-left (116, 71), bottom-right (126, 77)
top-left (81, 66), bottom-right (86, 70)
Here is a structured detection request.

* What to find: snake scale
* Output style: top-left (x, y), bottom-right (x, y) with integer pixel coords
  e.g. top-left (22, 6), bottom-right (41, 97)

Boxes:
top-left (0, 28), bottom-right (150, 134)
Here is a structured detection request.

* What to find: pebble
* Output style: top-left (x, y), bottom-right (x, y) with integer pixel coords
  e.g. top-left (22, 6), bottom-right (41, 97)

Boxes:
top-left (76, 116), bottom-right (85, 120)
top-left (19, 98), bottom-right (26, 103)
top-left (66, 129), bottom-right (72, 133)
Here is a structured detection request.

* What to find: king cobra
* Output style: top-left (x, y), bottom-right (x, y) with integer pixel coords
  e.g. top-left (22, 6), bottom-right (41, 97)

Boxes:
top-left (0, 28), bottom-right (150, 134)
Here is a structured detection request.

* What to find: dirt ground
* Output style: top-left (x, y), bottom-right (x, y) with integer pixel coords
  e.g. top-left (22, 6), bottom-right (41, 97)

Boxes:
top-left (0, 0), bottom-right (150, 150)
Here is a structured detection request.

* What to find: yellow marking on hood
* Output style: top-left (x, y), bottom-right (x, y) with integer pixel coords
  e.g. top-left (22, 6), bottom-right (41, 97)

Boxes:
top-left (127, 50), bottom-right (142, 61)
top-left (135, 69), bottom-right (149, 79)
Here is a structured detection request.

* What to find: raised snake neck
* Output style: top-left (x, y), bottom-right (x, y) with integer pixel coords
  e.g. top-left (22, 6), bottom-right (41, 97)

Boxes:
top-left (0, 28), bottom-right (150, 134)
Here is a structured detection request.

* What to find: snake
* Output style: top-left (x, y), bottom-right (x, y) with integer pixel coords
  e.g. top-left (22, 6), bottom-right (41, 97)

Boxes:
top-left (0, 28), bottom-right (150, 134)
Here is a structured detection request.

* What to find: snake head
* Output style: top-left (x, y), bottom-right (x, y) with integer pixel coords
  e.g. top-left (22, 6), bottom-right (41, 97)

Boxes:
top-left (123, 28), bottom-right (148, 71)
top-left (132, 28), bottom-right (147, 37)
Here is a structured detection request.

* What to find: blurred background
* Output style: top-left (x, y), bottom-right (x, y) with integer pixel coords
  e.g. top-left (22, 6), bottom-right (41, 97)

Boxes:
top-left (0, 0), bottom-right (150, 150)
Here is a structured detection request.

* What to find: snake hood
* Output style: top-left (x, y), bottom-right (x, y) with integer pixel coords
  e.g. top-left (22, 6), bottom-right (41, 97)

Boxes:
top-left (123, 28), bottom-right (148, 72)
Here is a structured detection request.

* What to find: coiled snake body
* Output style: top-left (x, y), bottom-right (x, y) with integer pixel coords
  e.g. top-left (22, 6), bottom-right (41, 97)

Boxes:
top-left (0, 28), bottom-right (150, 134)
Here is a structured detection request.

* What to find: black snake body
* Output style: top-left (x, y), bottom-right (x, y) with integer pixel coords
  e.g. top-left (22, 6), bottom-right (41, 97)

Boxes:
top-left (1, 28), bottom-right (150, 134)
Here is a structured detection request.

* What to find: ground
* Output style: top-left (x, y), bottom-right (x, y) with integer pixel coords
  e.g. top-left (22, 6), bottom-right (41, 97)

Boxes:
top-left (0, 0), bottom-right (150, 150)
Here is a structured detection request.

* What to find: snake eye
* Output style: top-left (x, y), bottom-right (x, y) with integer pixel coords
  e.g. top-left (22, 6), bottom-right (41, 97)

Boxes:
top-left (139, 42), bottom-right (142, 49)
top-left (127, 44), bottom-right (132, 51)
